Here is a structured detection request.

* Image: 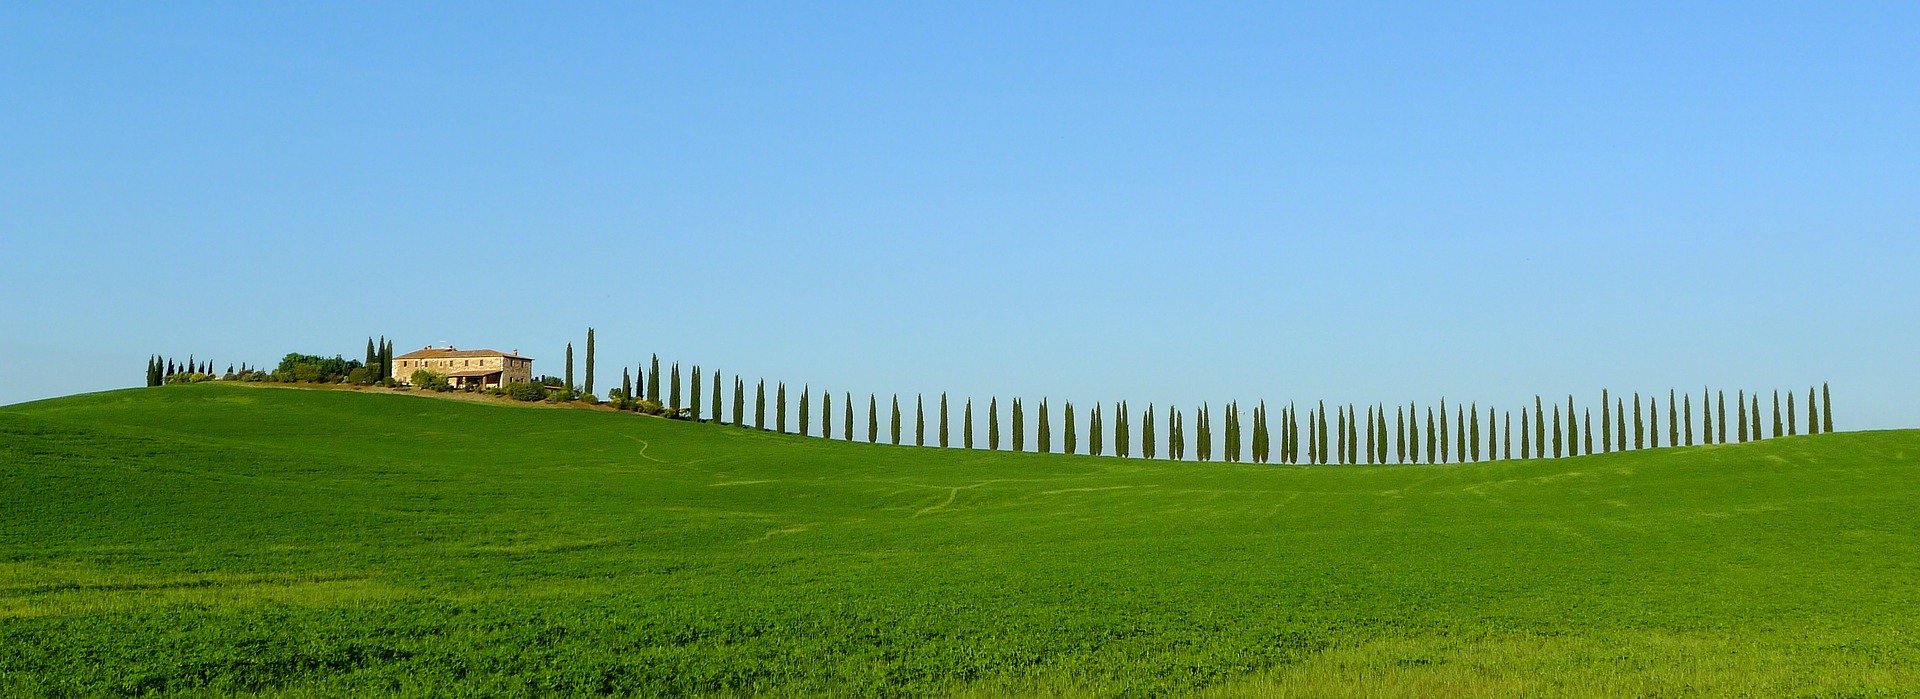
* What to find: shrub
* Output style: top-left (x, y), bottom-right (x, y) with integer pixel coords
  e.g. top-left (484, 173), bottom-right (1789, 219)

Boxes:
top-left (411, 370), bottom-right (450, 392)
top-left (505, 382), bottom-right (548, 402)
top-left (346, 368), bottom-right (373, 385)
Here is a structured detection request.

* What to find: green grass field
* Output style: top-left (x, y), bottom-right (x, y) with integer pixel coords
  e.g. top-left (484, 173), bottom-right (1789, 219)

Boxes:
top-left (3, 384), bottom-right (1917, 697)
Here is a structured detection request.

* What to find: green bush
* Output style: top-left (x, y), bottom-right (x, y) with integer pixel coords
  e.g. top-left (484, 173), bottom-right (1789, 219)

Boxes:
top-left (411, 370), bottom-right (450, 392)
top-left (505, 382), bottom-right (548, 402)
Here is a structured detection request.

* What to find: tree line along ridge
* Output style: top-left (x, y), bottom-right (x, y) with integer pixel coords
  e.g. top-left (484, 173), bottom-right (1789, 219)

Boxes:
top-left (144, 331), bottom-right (1837, 465)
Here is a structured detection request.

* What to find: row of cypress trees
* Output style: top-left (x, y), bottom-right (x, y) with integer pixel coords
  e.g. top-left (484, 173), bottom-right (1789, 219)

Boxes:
top-left (145, 355), bottom-right (233, 386)
top-left (615, 351), bottom-right (1838, 463)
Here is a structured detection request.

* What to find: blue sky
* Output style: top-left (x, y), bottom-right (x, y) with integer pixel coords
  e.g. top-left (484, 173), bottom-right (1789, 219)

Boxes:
top-left (3, 3), bottom-right (1917, 430)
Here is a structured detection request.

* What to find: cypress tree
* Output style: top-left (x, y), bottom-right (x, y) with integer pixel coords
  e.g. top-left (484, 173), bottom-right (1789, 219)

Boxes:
top-left (712, 371), bottom-right (723, 424)
top-left (844, 392), bottom-right (854, 441)
top-left (1807, 387), bottom-right (1818, 435)
top-left (869, 394), bottom-right (880, 443)
top-left (915, 394), bottom-right (925, 446)
top-left (1602, 390), bottom-right (1613, 453)
top-left (1143, 403), bottom-right (1156, 460)
top-left (1521, 410), bottom-right (1531, 459)
top-left (1682, 393), bottom-right (1693, 445)
top-left (1309, 411), bottom-right (1318, 465)
top-left (1750, 394), bottom-right (1761, 441)
top-left (963, 397), bottom-right (973, 449)
top-left (755, 380), bottom-right (767, 430)
top-left (1335, 406), bottom-right (1346, 465)
top-left (1533, 396), bottom-right (1546, 457)
top-left (670, 364), bottom-right (683, 412)
top-left (1170, 406), bottom-right (1182, 460)
top-left (1120, 401), bottom-right (1133, 458)
top-left (1396, 406), bottom-right (1407, 463)
top-left (1772, 391), bottom-right (1783, 438)
top-left (1737, 390), bottom-right (1748, 442)
top-left (1455, 405), bottom-right (1465, 463)
top-left (1469, 404), bottom-right (1481, 462)
top-left (584, 329), bottom-right (595, 396)
top-left (989, 398), bottom-right (1001, 450)
top-left (647, 354), bottom-right (661, 402)
top-left (1552, 405), bottom-right (1563, 458)
top-left (1566, 396), bottom-right (1578, 456)
top-left (564, 344), bottom-right (575, 392)
top-left (1668, 390), bottom-right (1678, 447)
top-left (365, 338), bottom-right (377, 377)
top-left (621, 368), bottom-right (633, 404)
top-left (1614, 399), bottom-right (1625, 451)
top-left (1063, 401), bottom-right (1076, 455)
top-left (1037, 399), bottom-right (1051, 453)
top-left (775, 381), bottom-right (786, 432)
top-left (734, 377), bottom-right (746, 427)
top-left (1718, 390), bottom-right (1728, 444)
top-left (1583, 409), bottom-right (1593, 455)
top-left (1438, 400), bottom-right (1449, 464)
top-left (1700, 389), bottom-right (1711, 444)
top-left (1633, 393), bottom-right (1644, 449)
top-left (821, 390), bottom-right (830, 438)
top-left (1409, 403), bottom-right (1422, 463)
top-left (1012, 399), bottom-right (1024, 452)
top-left (1425, 408), bottom-right (1436, 464)
top-left (1822, 383), bottom-right (1833, 433)
top-left (1503, 411), bottom-right (1512, 460)
top-left (1650, 397), bottom-right (1661, 448)
top-left (690, 367), bottom-right (703, 421)
top-left (1197, 404), bottom-right (1212, 462)
top-left (891, 395), bottom-right (902, 445)
top-left (939, 393), bottom-right (949, 447)
top-left (799, 385), bottom-right (811, 436)
top-left (1377, 407), bottom-right (1389, 464)
top-left (1786, 391), bottom-right (1796, 436)
top-left (1091, 403), bottom-right (1103, 457)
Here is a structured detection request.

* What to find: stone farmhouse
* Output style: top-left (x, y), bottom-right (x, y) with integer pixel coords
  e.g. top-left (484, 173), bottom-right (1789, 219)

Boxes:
top-left (392, 347), bottom-right (534, 389)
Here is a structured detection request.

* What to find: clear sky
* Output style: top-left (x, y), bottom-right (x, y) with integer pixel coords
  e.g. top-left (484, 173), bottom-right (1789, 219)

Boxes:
top-left (4, 3), bottom-right (1917, 430)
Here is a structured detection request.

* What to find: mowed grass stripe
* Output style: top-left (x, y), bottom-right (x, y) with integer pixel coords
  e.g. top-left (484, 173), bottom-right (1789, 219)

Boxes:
top-left (2, 383), bottom-right (1917, 697)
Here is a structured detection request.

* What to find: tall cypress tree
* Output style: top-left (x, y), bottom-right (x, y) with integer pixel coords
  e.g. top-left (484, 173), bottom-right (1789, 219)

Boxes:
top-left (939, 393), bottom-right (949, 448)
top-left (1718, 390), bottom-right (1728, 444)
top-left (989, 398), bottom-right (1001, 451)
top-left (1438, 400), bottom-right (1450, 465)
top-left (962, 397), bottom-right (973, 449)
top-left (1650, 397), bottom-right (1661, 448)
top-left (1583, 409), bottom-right (1593, 455)
top-left (670, 364), bottom-right (682, 412)
top-left (844, 392), bottom-right (855, 441)
top-left (1772, 391), bottom-right (1783, 438)
top-left (621, 368), bottom-right (633, 404)
top-left (869, 394), bottom-right (880, 443)
top-left (1822, 383), bottom-right (1833, 433)
top-left (1012, 399), bottom-right (1024, 452)
top-left (1667, 390), bottom-right (1678, 447)
top-left (1395, 406), bottom-right (1406, 464)
top-left (734, 377), bottom-right (746, 427)
top-left (1169, 406), bottom-right (1182, 460)
top-left (1601, 389), bottom-right (1612, 453)
top-left (1700, 389), bottom-right (1711, 445)
top-left (584, 329), bottom-right (596, 396)
top-left (1091, 403), bottom-right (1104, 457)
top-left (1737, 390), bottom-right (1748, 442)
top-left (891, 395), bottom-right (903, 445)
top-left (1566, 396), bottom-right (1578, 456)
top-left (915, 394), bottom-right (925, 446)
top-left (774, 382), bottom-right (786, 432)
top-left (1037, 399), bottom-right (1051, 453)
top-left (1197, 404), bottom-right (1212, 462)
top-left (1682, 393), bottom-right (1693, 445)
top-left (1614, 399), bottom-right (1625, 450)
top-left (1469, 404), bottom-right (1481, 462)
top-left (1064, 401), bottom-right (1077, 455)
top-left (1633, 393), bottom-right (1644, 449)
top-left (1521, 410), bottom-right (1531, 459)
top-left (755, 380), bottom-right (767, 430)
top-left (1118, 401), bottom-right (1132, 459)
top-left (1786, 391), bottom-right (1796, 436)
top-left (690, 367), bottom-right (703, 421)
top-left (1504, 411), bottom-right (1513, 460)
top-left (1807, 387), bottom-right (1818, 435)
top-left (1751, 394), bottom-right (1762, 440)
top-left (820, 390), bottom-right (830, 438)
top-left (1533, 396), bottom-right (1545, 457)
top-left (645, 355), bottom-right (659, 402)
top-left (712, 370), bottom-right (723, 424)
top-left (1454, 404), bottom-right (1465, 463)
top-left (1425, 408), bottom-right (1436, 465)
top-left (1136, 403), bottom-right (1152, 458)
top-left (799, 385), bottom-right (810, 436)
top-left (564, 344), bottom-right (575, 392)
top-left (1552, 405), bottom-right (1563, 458)
top-left (1335, 406), bottom-right (1347, 465)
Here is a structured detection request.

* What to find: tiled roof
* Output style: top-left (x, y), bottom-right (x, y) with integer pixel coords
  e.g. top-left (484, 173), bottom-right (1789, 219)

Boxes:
top-left (394, 347), bottom-right (531, 360)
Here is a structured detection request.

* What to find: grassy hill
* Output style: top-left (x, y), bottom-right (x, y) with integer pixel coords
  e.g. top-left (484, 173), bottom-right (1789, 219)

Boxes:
top-left (2, 384), bottom-right (1917, 697)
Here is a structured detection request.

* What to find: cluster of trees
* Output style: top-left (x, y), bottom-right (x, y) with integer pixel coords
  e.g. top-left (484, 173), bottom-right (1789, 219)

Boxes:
top-left (144, 355), bottom-right (237, 385)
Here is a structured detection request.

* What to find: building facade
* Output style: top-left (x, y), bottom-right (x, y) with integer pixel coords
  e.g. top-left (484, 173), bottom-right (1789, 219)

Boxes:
top-left (392, 347), bottom-right (534, 389)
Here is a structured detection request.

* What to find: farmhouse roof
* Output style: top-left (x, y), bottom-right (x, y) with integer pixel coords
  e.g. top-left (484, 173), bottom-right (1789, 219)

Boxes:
top-left (395, 347), bottom-right (531, 360)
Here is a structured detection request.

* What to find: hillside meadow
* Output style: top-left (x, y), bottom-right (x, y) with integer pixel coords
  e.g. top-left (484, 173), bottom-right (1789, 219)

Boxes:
top-left (2, 383), bottom-right (1917, 697)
